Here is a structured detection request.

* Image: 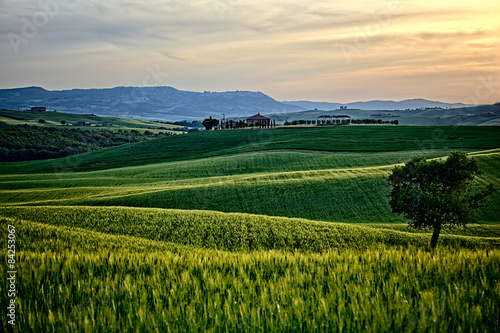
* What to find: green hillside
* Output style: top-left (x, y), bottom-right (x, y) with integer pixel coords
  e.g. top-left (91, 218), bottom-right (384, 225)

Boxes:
top-left (1, 126), bottom-right (499, 331)
top-left (0, 109), bottom-right (189, 133)
top-left (1, 149), bottom-right (498, 223)
top-left (1, 126), bottom-right (498, 174)
top-left (0, 121), bottom-right (180, 162)
top-left (1, 127), bottom-right (499, 223)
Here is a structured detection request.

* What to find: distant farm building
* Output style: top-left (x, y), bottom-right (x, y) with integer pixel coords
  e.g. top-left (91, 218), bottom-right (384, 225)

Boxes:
top-left (75, 121), bottom-right (95, 126)
top-left (246, 113), bottom-right (271, 127)
top-left (30, 107), bottom-right (46, 112)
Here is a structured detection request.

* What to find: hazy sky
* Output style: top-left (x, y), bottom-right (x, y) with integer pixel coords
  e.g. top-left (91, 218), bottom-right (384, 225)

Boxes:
top-left (1, 0), bottom-right (498, 103)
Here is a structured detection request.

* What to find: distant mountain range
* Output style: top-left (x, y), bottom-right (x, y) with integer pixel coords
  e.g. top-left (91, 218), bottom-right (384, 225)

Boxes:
top-left (282, 99), bottom-right (472, 111)
top-left (0, 86), bottom-right (478, 122)
top-left (0, 86), bottom-right (302, 121)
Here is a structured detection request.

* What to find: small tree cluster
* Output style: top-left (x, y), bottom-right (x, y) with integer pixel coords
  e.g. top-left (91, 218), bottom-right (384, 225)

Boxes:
top-left (316, 119), bottom-right (350, 125)
top-left (202, 117), bottom-right (219, 130)
top-left (220, 119), bottom-right (276, 130)
top-left (284, 120), bottom-right (317, 126)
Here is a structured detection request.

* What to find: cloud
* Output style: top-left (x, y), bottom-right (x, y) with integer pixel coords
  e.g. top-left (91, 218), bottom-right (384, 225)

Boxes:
top-left (0, 0), bottom-right (498, 103)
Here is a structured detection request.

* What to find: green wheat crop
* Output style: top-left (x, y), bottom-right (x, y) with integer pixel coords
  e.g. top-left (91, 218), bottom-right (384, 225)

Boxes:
top-left (1, 217), bottom-right (499, 332)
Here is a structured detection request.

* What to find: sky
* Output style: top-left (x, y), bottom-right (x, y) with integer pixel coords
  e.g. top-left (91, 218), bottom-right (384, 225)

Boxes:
top-left (0, 0), bottom-right (499, 104)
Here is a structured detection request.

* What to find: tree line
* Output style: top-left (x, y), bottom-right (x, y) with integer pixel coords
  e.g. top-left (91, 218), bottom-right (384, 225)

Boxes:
top-left (284, 119), bottom-right (399, 125)
top-left (0, 122), bottom-right (172, 162)
top-left (351, 119), bottom-right (399, 125)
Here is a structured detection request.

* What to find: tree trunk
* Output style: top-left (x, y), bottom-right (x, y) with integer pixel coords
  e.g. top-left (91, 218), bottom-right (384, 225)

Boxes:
top-left (430, 224), bottom-right (442, 249)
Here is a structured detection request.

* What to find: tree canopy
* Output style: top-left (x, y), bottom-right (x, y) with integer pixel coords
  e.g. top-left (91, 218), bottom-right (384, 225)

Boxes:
top-left (388, 151), bottom-right (494, 248)
top-left (0, 122), bottom-right (171, 162)
top-left (202, 117), bottom-right (219, 130)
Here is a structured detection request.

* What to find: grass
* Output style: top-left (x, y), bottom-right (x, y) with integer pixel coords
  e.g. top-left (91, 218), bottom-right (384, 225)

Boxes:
top-left (0, 157), bottom-right (402, 223)
top-left (2, 206), bottom-right (499, 251)
top-left (362, 223), bottom-right (500, 237)
top-left (0, 149), bottom-right (469, 187)
top-left (1, 216), bottom-right (499, 332)
top-left (0, 126), bottom-right (499, 331)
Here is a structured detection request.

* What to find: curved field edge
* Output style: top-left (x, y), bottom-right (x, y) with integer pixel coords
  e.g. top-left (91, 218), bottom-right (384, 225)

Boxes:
top-left (1, 206), bottom-right (499, 251)
top-left (0, 164), bottom-right (399, 223)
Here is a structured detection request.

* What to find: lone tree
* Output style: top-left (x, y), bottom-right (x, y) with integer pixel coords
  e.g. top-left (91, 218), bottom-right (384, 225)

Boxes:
top-left (202, 116), bottom-right (219, 130)
top-left (388, 151), bottom-right (493, 248)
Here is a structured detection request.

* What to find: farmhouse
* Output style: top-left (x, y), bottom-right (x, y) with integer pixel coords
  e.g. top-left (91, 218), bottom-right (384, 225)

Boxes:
top-left (75, 121), bottom-right (95, 126)
top-left (246, 113), bottom-right (271, 127)
top-left (30, 107), bottom-right (46, 112)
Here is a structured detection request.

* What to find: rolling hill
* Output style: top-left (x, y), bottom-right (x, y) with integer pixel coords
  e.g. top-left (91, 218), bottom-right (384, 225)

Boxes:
top-left (0, 109), bottom-right (192, 132)
top-left (1, 125), bottom-right (499, 331)
top-left (270, 104), bottom-right (500, 126)
top-left (1, 126), bottom-right (499, 174)
top-left (1, 126), bottom-right (498, 223)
